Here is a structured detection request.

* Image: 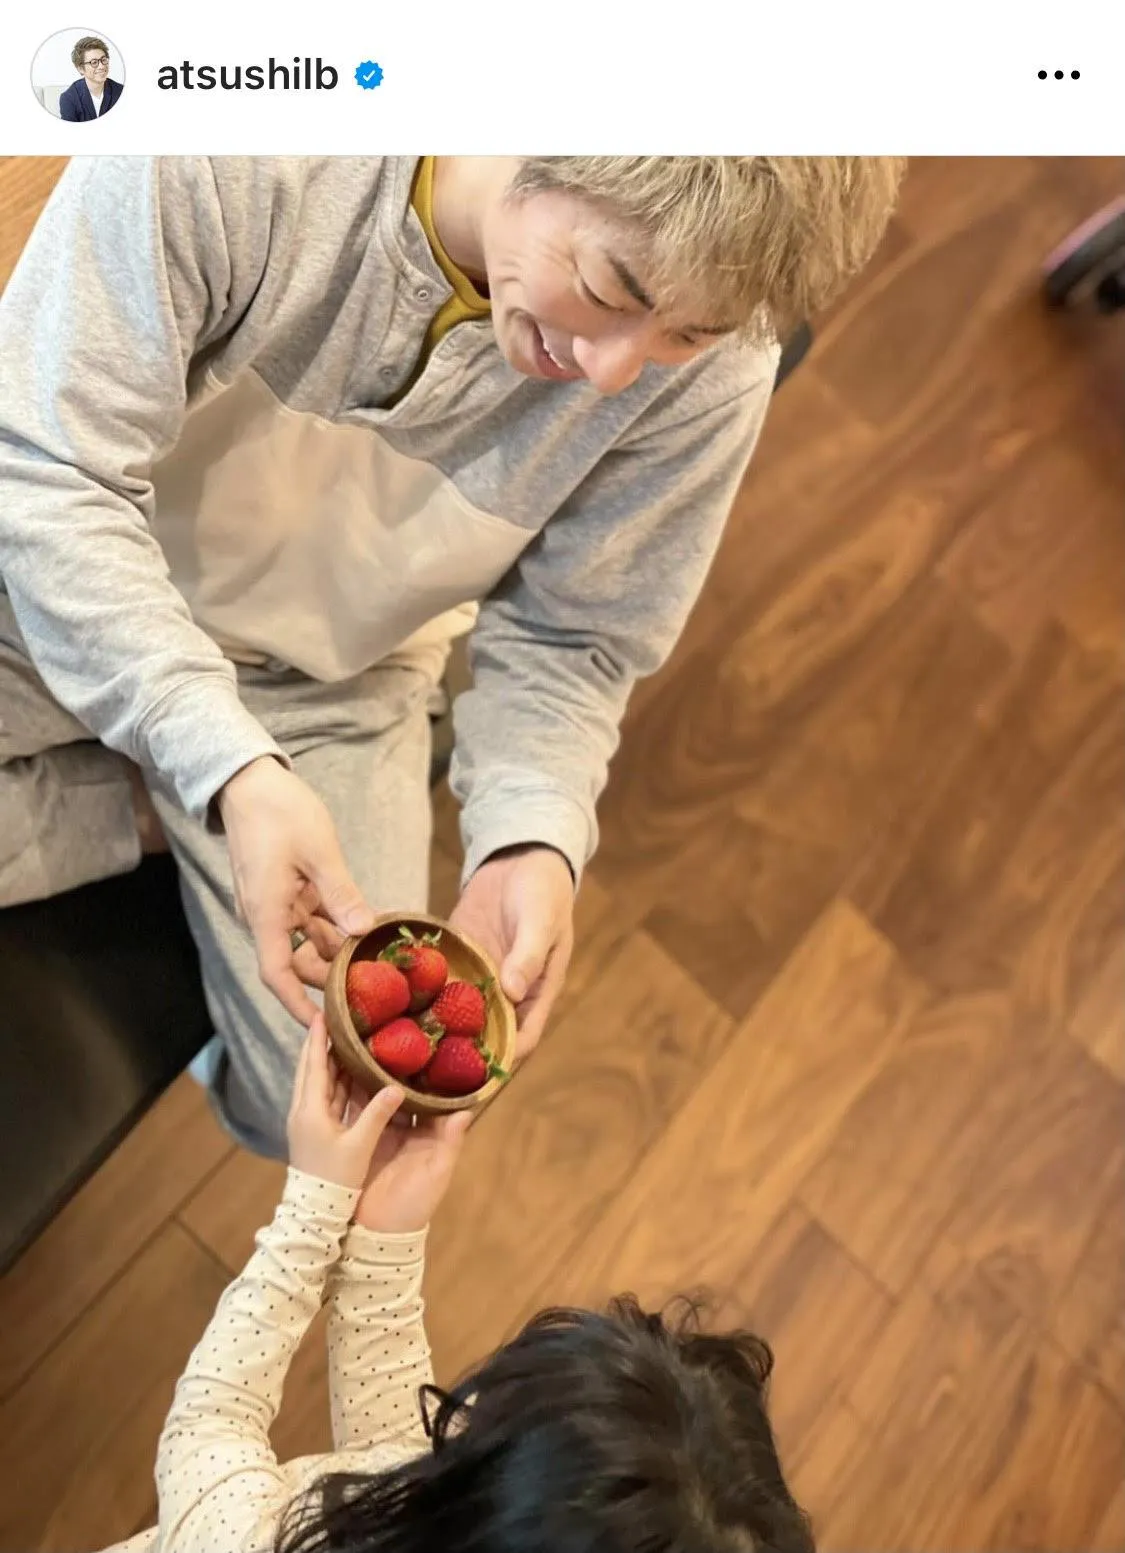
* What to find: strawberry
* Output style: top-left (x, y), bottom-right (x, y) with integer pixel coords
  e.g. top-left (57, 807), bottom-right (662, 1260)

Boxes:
top-left (380, 925), bottom-right (448, 1012)
top-left (423, 1035), bottom-right (507, 1097)
top-left (429, 979), bottom-right (488, 1040)
top-left (346, 960), bottom-right (411, 1035)
top-left (368, 1018), bottom-right (435, 1079)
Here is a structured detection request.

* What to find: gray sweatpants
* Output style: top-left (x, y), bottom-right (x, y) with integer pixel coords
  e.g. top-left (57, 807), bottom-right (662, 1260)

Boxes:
top-left (0, 593), bottom-right (443, 1158)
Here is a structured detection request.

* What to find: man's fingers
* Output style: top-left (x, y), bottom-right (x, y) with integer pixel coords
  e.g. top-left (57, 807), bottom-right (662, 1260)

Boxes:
top-left (514, 1010), bottom-right (546, 1062)
top-left (292, 938), bottom-right (332, 992)
top-left (301, 911), bottom-right (346, 963)
top-left (500, 910), bottom-right (554, 1005)
top-left (511, 939), bottom-right (569, 1059)
top-left (290, 908), bottom-right (347, 992)
top-left (253, 891), bottom-right (321, 1025)
top-left (261, 945), bottom-right (321, 1026)
top-left (514, 994), bottom-right (554, 1058)
top-left (305, 836), bottom-right (376, 938)
top-left (271, 967), bottom-right (320, 1026)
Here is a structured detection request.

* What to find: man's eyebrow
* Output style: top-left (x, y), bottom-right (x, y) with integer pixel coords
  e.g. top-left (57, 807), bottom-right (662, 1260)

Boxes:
top-left (605, 253), bottom-right (733, 336)
top-left (606, 254), bottom-right (655, 310)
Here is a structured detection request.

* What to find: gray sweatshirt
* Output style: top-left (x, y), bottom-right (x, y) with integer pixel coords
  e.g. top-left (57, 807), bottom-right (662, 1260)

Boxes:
top-left (0, 157), bottom-right (776, 882)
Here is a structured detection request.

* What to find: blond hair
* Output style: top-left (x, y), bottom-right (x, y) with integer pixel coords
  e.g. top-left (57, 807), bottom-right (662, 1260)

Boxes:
top-left (509, 156), bottom-right (905, 343)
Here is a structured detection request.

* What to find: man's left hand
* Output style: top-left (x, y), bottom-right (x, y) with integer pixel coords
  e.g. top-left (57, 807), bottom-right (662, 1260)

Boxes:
top-left (449, 844), bottom-right (575, 1061)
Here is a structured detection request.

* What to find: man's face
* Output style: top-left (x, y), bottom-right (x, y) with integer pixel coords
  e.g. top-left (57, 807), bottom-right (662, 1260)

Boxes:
top-left (82, 48), bottom-right (110, 83)
top-left (480, 189), bottom-right (732, 395)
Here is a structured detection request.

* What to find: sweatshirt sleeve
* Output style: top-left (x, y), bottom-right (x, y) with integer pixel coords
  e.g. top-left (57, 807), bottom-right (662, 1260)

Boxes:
top-left (324, 1223), bottom-right (433, 1453)
top-left (449, 354), bottom-right (776, 884)
top-left (0, 156), bottom-right (287, 820)
top-left (151, 1168), bottom-right (358, 1553)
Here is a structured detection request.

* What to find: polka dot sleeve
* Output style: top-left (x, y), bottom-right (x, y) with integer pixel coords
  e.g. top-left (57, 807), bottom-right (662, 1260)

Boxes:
top-left (148, 1168), bottom-right (359, 1551)
top-left (324, 1223), bottom-right (432, 1452)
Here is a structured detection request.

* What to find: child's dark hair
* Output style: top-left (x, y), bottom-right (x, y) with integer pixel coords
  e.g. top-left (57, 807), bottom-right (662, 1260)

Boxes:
top-left (276, 1294), bottom-right (815, 1553)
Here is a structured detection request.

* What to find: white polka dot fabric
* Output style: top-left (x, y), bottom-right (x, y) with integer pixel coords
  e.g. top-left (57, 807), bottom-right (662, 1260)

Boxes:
top-left (98, 1169), bottom-right (430, 1552)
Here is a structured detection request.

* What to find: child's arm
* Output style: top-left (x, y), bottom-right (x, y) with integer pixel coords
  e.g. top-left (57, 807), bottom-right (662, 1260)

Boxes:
top-left (152, 1168), bottom-right (359, 1552)
top-left (324, 1222), bottom-right (433, 1453)
top-left (320, 1087), bottom-right (473, 1456)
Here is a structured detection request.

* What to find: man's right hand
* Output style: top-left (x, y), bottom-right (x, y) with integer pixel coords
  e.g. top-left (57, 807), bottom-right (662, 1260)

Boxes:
top-left (217, 757), bottom-right (375, 1025)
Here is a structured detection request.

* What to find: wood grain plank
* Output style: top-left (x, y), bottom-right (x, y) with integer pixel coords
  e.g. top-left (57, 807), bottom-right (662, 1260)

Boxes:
top-left (178, 1148), bottom-right (287, 1274)
top-left (1091, 1476), bottom-right (1125, 1553)
top-left (918, 1030), bottom-right (1124, 1325)
top-left (1056, 512), bottom-right (1125, 678)
top-left (940, 437), bottom-right (1120, 652)
top-left (973, 618), bottom-right (1123, 761)
top-left (0, 1075), bottom-right (231, 1397)
top-left (828, 1251), bottom-right (1125, 1551)
top-left (1031, 155), bottom-right (1125, 212)
top-left (861, 652), bottom-right (1125, 1021)
top-left (423, 930), bottom-right (735, 1381)
top-left (707, 1204), bottom-right (894, 1459)
top-left (0, 1222), bottom-right (227, 1553)
top-left (597, 563), bottom-right (1005, 932)
top-left (816, 188), bottom-right (1039, 426)
top-left (1069, 936), bottom-right (1125, 1082)
top-left (0, 157), bottom-right (68, 284)
top-left (786, 1400), bottom-right (873, 1547)
top-left (637, 578), bottom-right (1006, 1020)
top-left (618, 170), bottom-right (1107, 746)
top-left (892, 156), bottom-right (1042, 249)
top-left (798, 992), bottom-right (1016, 1294)
top-left (527, 903), bottom-right (925, 1313)
top-left (1053, 1196), bottom-right (1125, 1407)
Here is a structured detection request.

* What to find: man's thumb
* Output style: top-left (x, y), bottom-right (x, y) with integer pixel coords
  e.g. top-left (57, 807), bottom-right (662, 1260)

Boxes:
top-left (310, 853), bottom-right (374, 936)
top-left (502, 916), bottom-right (550, 1004)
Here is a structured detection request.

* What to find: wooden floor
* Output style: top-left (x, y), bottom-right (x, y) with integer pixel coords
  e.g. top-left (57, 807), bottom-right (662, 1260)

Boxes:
top-left (1, 156), bottom-right (1123, 1552)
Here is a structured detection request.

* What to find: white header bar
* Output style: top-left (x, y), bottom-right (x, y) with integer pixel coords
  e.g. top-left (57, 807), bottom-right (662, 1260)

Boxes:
top-left (1, 0), bottom-right (1121, 154)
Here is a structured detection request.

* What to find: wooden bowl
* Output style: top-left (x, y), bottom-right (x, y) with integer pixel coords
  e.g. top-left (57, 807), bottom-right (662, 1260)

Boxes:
top-left (324, 911), bottom-right (516, 1116)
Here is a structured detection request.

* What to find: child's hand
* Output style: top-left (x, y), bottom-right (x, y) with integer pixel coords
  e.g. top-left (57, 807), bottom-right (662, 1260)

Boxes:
top-left (350, 1094), bottom-right (473, 1235)
top-left (287, 1016), bottom-right (405, 1190)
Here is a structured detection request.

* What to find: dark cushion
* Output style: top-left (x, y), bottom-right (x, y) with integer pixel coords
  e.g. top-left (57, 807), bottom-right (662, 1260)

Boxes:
top-left (0, 854), bottom-right (213, 1272)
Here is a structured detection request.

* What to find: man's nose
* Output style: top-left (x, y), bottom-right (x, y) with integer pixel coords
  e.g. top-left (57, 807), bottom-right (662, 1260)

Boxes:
top-left (571, 333), bottom-right (650, 395)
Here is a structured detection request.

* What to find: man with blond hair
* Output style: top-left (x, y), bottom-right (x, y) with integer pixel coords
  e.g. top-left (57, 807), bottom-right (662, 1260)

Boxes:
top-left (0, 156), bottom-right (903, 1156)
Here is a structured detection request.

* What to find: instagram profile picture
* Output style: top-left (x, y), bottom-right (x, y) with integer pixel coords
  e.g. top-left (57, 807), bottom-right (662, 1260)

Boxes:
top-left (31, 28), bottom-right (125, 120)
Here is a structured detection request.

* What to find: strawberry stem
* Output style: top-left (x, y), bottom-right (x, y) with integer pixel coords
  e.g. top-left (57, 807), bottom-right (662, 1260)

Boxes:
top-left (381, 925), bottom-right (444, 967)
top-left (481, 1043), bottom-right (509, 1081)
